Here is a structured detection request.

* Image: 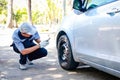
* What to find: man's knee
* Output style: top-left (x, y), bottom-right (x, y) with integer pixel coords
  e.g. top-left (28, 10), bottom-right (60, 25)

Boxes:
top-left (41, 48), bottom-right (48, 57)
top-left (27, 48), bottom-right (48, 61)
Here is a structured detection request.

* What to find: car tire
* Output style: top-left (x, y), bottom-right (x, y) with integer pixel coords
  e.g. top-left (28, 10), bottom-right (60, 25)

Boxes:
top-left (57, 35), bottom-right (79, 70)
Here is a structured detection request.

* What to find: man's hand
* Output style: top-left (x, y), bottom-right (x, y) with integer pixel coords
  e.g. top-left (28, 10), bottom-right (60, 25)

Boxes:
top-left (40, 38), bottom-right (50, 48)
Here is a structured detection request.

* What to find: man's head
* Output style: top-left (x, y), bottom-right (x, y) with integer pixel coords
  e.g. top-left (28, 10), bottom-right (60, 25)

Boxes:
top-left (19, 22), bottom-right (36, 37)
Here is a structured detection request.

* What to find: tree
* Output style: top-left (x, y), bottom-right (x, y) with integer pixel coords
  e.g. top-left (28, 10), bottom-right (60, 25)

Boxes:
top-left (0, 0), bottom-right (7, 14)
top-left (6, 0), bottom-right (14, 28)
top-left (0, 0), bottom-right (7, 24)
top-left (46, 0), bottom-right (62, 25)
top-left (27, 0), bottom-right (32, 24)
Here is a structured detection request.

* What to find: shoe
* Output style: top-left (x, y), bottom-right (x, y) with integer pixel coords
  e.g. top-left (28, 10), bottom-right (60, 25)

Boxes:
top-left (19, 64), bottom-right (27, 70)
top-left (27, 58), bottom-right (34, 65)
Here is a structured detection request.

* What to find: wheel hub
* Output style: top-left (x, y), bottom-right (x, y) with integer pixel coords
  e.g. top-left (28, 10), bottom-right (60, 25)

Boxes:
top-left (61, 43), bottom-right (69, 60)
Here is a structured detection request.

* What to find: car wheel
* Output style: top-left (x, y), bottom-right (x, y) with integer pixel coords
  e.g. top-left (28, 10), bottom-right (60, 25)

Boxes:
top-left (57, 35), bottom-right (79, 70)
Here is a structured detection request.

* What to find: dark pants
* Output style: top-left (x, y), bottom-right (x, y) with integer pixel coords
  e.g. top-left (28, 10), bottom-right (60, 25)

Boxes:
top-left (12, 40), bottom-right (48, 64)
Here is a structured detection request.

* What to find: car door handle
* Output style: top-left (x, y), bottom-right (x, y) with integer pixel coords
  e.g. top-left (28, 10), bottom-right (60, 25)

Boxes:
top-left (107, 9), bottom-right (120, 16)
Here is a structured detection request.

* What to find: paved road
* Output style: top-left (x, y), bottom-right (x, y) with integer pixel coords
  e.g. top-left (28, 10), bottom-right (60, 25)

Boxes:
top-left (0, 28), bottom-right (119, 80)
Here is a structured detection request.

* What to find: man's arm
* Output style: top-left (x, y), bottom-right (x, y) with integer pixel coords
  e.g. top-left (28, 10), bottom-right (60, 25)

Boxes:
top-left (35, 38), bottom-right (41, 44)
top-left (20, 45), bottom-right (40, 55)
top-left (21, 37), bottom-right (41, 55)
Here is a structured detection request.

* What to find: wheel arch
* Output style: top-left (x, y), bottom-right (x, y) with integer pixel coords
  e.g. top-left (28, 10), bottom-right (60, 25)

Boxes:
top-left (56, 31), bottom-right (66, 49)
top-left (56, 30), bottom-right (78, 62)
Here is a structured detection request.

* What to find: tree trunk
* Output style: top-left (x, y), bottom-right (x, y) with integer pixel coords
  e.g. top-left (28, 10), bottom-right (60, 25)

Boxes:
top-left (63, 0), bottom-right (66, 16)
top-left (27, 0), bottom-right (32, 24)
top-left (6, 0), bottom-right (13, 28)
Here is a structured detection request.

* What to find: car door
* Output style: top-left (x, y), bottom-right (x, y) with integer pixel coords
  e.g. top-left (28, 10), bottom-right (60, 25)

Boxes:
top-left (73, 0), bottom-right (120, 71)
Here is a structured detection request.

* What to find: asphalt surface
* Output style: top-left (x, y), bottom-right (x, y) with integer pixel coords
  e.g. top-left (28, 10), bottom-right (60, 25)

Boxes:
top-left (0, 28), bottom-right (120, 80)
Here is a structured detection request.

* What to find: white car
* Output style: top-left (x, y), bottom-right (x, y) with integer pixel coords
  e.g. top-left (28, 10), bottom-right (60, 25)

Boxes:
top-left (56, 0), bottom-right (120, 78)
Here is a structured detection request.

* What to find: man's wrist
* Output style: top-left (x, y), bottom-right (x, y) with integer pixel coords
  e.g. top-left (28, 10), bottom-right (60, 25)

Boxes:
top-left (37, 44), bottom-right (41, 48)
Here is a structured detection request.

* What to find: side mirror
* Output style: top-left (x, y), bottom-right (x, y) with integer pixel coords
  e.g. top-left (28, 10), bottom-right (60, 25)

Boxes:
top-left (73, 0), bottom-right (82, 11)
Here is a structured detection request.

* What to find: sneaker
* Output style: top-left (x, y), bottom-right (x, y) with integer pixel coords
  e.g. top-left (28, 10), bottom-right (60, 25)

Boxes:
top-left (27, 58), bottom-right (34, 65)
top-left (19, 64), bottom-right (27, 70)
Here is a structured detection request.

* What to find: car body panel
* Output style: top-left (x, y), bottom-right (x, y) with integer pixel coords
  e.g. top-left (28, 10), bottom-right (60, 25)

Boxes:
top-left (74, 0), bottom-right (120, 71)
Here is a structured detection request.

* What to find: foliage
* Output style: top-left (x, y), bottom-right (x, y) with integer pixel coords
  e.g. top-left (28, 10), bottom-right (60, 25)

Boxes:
top-left (32, 10), bottom-right (45, 24)
top-left (0, 0), bottom-right (7, 24)
top-left (32, 0), bottom-right (62, 25)
top-left (0, 0), bottom-right (7, 14)
top-left (13, 8), bottom-right (27, 24)
top-left (0, 0), bottom-right (63, 26)
top-left (46, 0), bottom-right (62, 24)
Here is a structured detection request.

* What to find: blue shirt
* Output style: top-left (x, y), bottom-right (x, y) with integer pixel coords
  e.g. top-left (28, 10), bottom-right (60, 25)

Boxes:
top-left (12, 28), bottom-right (40, 52)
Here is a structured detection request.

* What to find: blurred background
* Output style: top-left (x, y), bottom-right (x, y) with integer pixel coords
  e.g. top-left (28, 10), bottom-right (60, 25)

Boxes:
top-left (0, 0), bottom-right (73, 32)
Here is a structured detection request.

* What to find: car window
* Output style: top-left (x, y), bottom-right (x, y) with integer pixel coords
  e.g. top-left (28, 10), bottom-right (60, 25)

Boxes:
top-left (73, 0), bottom-right (82, 10)
top-left (86, 0), bottom-right (117, 10)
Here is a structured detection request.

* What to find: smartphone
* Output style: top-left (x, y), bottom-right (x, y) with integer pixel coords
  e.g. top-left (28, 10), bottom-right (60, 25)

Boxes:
top-left (45, 37), bottom-right (50, 42)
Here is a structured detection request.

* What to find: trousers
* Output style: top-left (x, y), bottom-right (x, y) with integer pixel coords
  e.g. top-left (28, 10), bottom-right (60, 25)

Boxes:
top-left (12, 39), bottom-right (48, 64)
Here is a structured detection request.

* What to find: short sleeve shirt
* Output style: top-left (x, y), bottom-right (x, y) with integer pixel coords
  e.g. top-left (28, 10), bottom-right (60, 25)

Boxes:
top-left (12, 28), bottom-right (40, 52)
